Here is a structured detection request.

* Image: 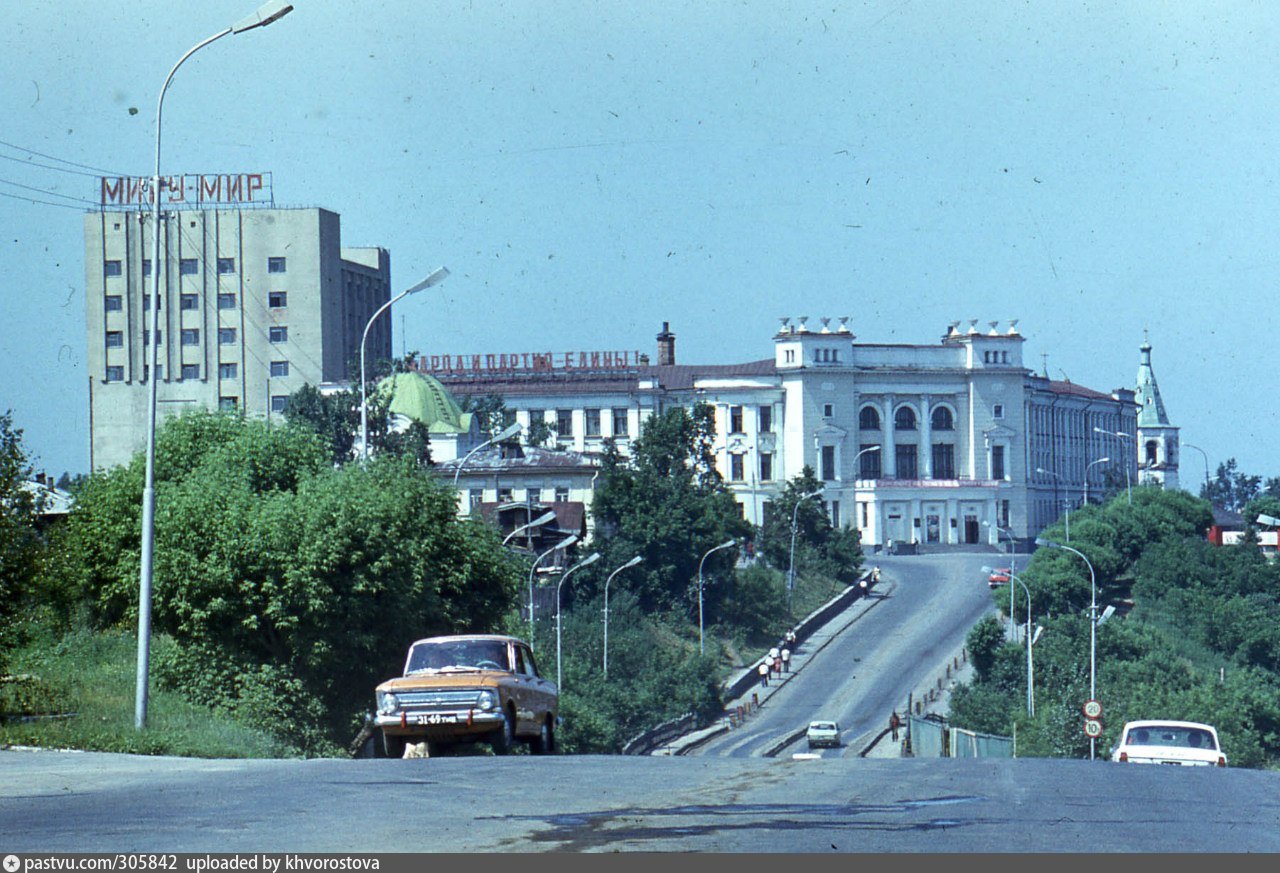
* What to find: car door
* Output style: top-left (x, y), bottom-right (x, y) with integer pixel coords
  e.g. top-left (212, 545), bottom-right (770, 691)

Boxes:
top-left (517, 643), bottom-right (555, 724)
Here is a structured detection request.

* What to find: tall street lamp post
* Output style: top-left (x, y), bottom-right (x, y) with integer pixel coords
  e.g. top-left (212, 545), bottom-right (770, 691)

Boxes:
top-left (1183, 443), bottom-right (1211, 497)
top-left (1008, 571), bottom-right (1034, 716)
top-left (602, 556), bottom-right (643, 678)
top-left (360, 267), bottom-right (451, 461)
top-left (137, 0), bottom-right (295, 731)
top-left (1084, 456), bottom-right (1110, 506)
top-left (1034, 467), bottom-right (1069, 540)
top-left (1037, 536), bottom-right (1098, 760)
top-left (528, 533), bottom-right (577, 647)
top-left (452, 421), bottom-right (522, 490)
top-left (698, 539), bottom-right (738, 655)
top-left (1093, 427), bottom-right (1133, 505)
top-left (556, 552), bottom-right (600, 689)
top-left (787, 490), bottom-right (824, 610)
top-left (983, 520), bottom-right (1017, 640)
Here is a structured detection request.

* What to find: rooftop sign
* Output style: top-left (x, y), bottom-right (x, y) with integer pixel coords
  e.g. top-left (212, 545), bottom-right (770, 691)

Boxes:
top-left (418, 350), bottom-right (645, 375)
top-left (99, 173), bottom-right (274, 209)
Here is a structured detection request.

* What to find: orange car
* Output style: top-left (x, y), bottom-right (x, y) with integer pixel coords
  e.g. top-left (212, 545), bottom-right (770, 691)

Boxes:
top-left (988, 568), bottom-right (1011, 588)
top-left (373, 634), bottom-right (558, 757)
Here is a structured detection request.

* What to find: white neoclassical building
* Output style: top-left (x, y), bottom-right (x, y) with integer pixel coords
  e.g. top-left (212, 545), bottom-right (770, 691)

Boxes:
top-left (413, 319), bottom-right (1160, 549)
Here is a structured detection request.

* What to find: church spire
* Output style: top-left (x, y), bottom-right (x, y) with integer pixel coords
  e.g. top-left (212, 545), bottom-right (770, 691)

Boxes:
top-left (1136, 333), bottom-right (1170, 426)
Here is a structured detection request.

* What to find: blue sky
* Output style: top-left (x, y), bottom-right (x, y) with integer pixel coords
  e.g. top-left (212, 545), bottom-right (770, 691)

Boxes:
top-left (2, 1), bottom-right (1277, 484)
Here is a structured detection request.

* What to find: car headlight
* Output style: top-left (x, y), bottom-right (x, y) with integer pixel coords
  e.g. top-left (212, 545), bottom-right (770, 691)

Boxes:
top-left (378, 692), bottom-right (399, 715)
top-left (476, 690), bottom-right (497, 712)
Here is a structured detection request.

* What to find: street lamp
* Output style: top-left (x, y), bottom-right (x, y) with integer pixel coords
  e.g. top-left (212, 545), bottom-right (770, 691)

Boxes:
top-left (528, 533), bottom-right (577, 647)
top-left (452, 421), bottom-right (522, 492)
top-left (983, 520), bottom-right (1017, 641)
top-left (1093, 427), bottom-right (1132, 505)
top-left (360, 267), bottom-right (451, 461)
top-left (1084, 456), bottom-right (1110, 506)
top-left (698, 539), bottom-right (738, 655)
top-left (137, 0), bottom-right (295, 731)
top-left (1036, 536), bottom-right (1098, 760)
top-left (501, 509), bottom-right (557, 547)
top-left (1008, 571), bottom-right (1034, 716)
top-left (1030, 625), bottom-right (1044, 717)
top-left (853, 444), bottom-right (881, 479)
top-left (787, 490), bottom-right (824, 609)
top-left (1034, 467), bottom-right (1069, 540)
top-left (1183, 443), bottom-right (1211, 498)
top-left (602, 556), bottom-right (643, 678)
top-left (556, 552), bottom-right (600, 690)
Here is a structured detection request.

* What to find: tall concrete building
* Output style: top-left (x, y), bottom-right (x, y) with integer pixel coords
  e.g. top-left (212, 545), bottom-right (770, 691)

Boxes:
top-left (85, 206), bottom-right (390, 470)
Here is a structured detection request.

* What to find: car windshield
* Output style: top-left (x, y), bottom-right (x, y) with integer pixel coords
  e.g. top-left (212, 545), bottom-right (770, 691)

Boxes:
top-left (1127, 725), bottom-right (1216, 750)
top-left (406, 640), bottom-right (510, 674)
top-left (811, 722), bottom-right (837, 731)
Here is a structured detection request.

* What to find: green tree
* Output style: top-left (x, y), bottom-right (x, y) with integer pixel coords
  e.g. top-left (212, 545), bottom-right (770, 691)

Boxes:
top-left (0, 411), bottom-right (43, 666)
top-left (757, 467), bottom-right (863, 589)
top-left (1205, 457), bottom-right (1261, 512)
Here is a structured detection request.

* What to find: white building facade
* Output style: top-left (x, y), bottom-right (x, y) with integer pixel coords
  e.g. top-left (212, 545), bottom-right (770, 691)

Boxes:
top-left (416, 319), bottom-right (1152, 549)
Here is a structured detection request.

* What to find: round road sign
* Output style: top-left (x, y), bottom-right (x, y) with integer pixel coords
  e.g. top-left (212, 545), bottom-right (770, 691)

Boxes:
top-left (1082, 700), bottom-right (1103, 719)
top-left (1083, 718), bottom-right (1103, 738)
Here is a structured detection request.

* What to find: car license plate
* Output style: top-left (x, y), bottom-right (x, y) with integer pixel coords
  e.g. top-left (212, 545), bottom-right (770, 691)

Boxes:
top-left (414, 713), bottom-right (457, 725)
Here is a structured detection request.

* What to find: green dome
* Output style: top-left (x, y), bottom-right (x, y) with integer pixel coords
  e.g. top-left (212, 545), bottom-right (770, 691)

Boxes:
top-left (375, 371), bottom-right (474, 434)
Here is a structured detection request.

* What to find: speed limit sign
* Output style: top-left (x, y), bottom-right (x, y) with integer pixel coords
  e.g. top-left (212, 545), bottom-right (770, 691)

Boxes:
top-left (1083, 718), bottom-right (1103, 738)
top-left (1082, 699), bottom-right (1103, 719)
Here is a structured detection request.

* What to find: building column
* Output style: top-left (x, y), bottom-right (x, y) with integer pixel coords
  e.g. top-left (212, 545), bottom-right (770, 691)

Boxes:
top-left (920, 394), bottom-right (933, 478)
top-left (882, 394), bottom-right (897, 478)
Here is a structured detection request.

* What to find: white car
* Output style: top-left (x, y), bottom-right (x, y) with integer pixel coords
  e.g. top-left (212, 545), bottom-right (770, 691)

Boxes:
top-left (1110, 720), bottom-right (1226, 767)
top-left (806, 720), bottom-right (841, 749)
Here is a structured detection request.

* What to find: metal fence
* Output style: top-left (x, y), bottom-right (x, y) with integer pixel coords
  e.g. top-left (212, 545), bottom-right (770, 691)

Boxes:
top-left (907, 715), bottom-right (1012, 758)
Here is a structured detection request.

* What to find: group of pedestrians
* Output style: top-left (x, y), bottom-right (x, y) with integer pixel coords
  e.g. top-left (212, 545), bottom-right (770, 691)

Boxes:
top-left (757, 628), bottom-right (799, 687)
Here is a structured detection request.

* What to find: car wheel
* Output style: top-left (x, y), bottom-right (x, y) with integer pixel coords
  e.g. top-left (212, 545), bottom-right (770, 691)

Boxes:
top-left (382, 731), bottom-right (407, 759)
top-left (491, 706), bottom-right (516, 755)
top-left (530, 717), bottom-right (555, 754)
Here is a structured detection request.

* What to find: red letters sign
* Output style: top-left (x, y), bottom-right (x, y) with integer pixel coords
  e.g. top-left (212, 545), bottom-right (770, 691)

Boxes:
top-left (417, 350), bottom-right (646, 375)
top-left (99, 173), bottom-right (273, 208)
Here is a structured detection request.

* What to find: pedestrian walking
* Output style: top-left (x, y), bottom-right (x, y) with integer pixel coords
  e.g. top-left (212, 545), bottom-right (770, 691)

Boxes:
top-left (771, 655), bottom-right (781, 676)
top-left (785, 628), bottom-right (797, 648)
top-left (780, 647), bottom-right (791, 673)
top-left (889, 710), bottom-right (902, 741)
top-left (758, 661), bottom-right (770, 687)
top-left (872, 566), bottom-right (881, 584)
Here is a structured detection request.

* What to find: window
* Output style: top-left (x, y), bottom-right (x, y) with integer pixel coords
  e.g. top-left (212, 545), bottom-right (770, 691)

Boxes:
top-left (104, 295), bottom-right (122, 312)
top-left (759, 452), bottom-right (774, 482)
top-left (584, 408), bottom-right (601, 437)
top-left (143, 365), bottom-right (161, 381)
top-left (993, 404), bottom-right (1004, 419)
top-left (554, 487), bottom-right (569, 503)
top-left (1145, 440), bottom-right (1159, 466)
top-left (219, 396), bottom-right (238, 410)
top-left (894, 407), bottom-right (917, 430)
top-left (612, 408), bottom-right (629, 436)
top-left (143, 294), bottom-right (160, 311)
top-left (469, 489), bottom-right (483, 509)
top-left (267, 256), bottom-right (287, 273)
top-left (180, 328), bottom-right (199, 346)
top-left (527, 409), bottom-right (545, 431)
top-left (218, 293), bottom-right (236, 310)
top-left (180, 294), bottom-right (199, 311)
top-left (555, 409), bottom-right (573, 438)
top-left (270, 395), bottom-right (288, 413)
top-left (830, 500), bottom-right (840, 528)
top-left (105, 366), bottom-right (124, 382)
top-left (268, 291), bottom-right (288, 309)
top-left (142, 330), bottom-right (161, 346)
top-left (105, 331), bottom-right (124, 348)
top-left (1000, 499), bottom-right (1010, 527)
top-left (823, 403), bottom-right (835, 419)
top-left (896, 444), bottom-right (918, 479)
top-left (859, 444), bottom-right (882, 479)
top-left (730, 453), bottom-right (744, 482)
top-left (269, 326), bottom-right (288, 343)
top-left (992, 445), bottom-right (1006, 480)
top-left (142, 259), bottom-right (151, 277)
top-left (219, 328), bottom-right (236, 345)
top-left (931, 406), bottom-right (955, 430)
top-left (527, 488), bottom-right (543, 504)
top-left (498, 487), bottom-right (513, 503)
top-left (270, 360), bottom-right (289, 378)
top-left (859, 406), bottom-right (881, 430)
top-left (932, 443), bottom-right (956, 479)
top-left (729, 405), bottom-right (744, 433)
top-left (217, 258), bottom-right (235, 275)
top-left (179, 258), bottom-right (198, 276)
top-left (219, 363), bottom-right (238, 380)
top-left (180, 364), bottom-right (199, 380)
top-left (758, 405), bottom-right (773, 433)
top-left (821, 445), bottom-right (836, 481)
top-left (104, 260), bottom-right (122, 277)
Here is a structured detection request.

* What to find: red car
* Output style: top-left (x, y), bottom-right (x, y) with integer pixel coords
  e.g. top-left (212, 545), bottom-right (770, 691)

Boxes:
top-left (988, 568), bottom-right (1010, 588)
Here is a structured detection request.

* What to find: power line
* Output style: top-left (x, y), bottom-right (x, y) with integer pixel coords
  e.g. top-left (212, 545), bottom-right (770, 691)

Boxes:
top-left (0, 189), bottom-right (87, 211)
top-left (0, 138), bottom-right (125, 177)
top-left (0, 176), bottom-right (99, 206)
top-left (0, 150), bottom-right (116, 180)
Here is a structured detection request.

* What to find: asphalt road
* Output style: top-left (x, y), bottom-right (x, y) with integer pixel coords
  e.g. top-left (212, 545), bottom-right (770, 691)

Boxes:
top-left (3, 748), bottom-right (1279, 852)
top-left (693, 552), bottom-right (999, 757)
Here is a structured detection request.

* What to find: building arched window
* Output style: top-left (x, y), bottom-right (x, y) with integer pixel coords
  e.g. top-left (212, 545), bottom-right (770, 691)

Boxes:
top-left (894, 406), bottom-right (917, 431)
top-left (931, 406), bottom-right (955, 431)
top-left (1145, 440), bottom-right (1159, 466)
top-left (859, 406), bottom-right (881, 430)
